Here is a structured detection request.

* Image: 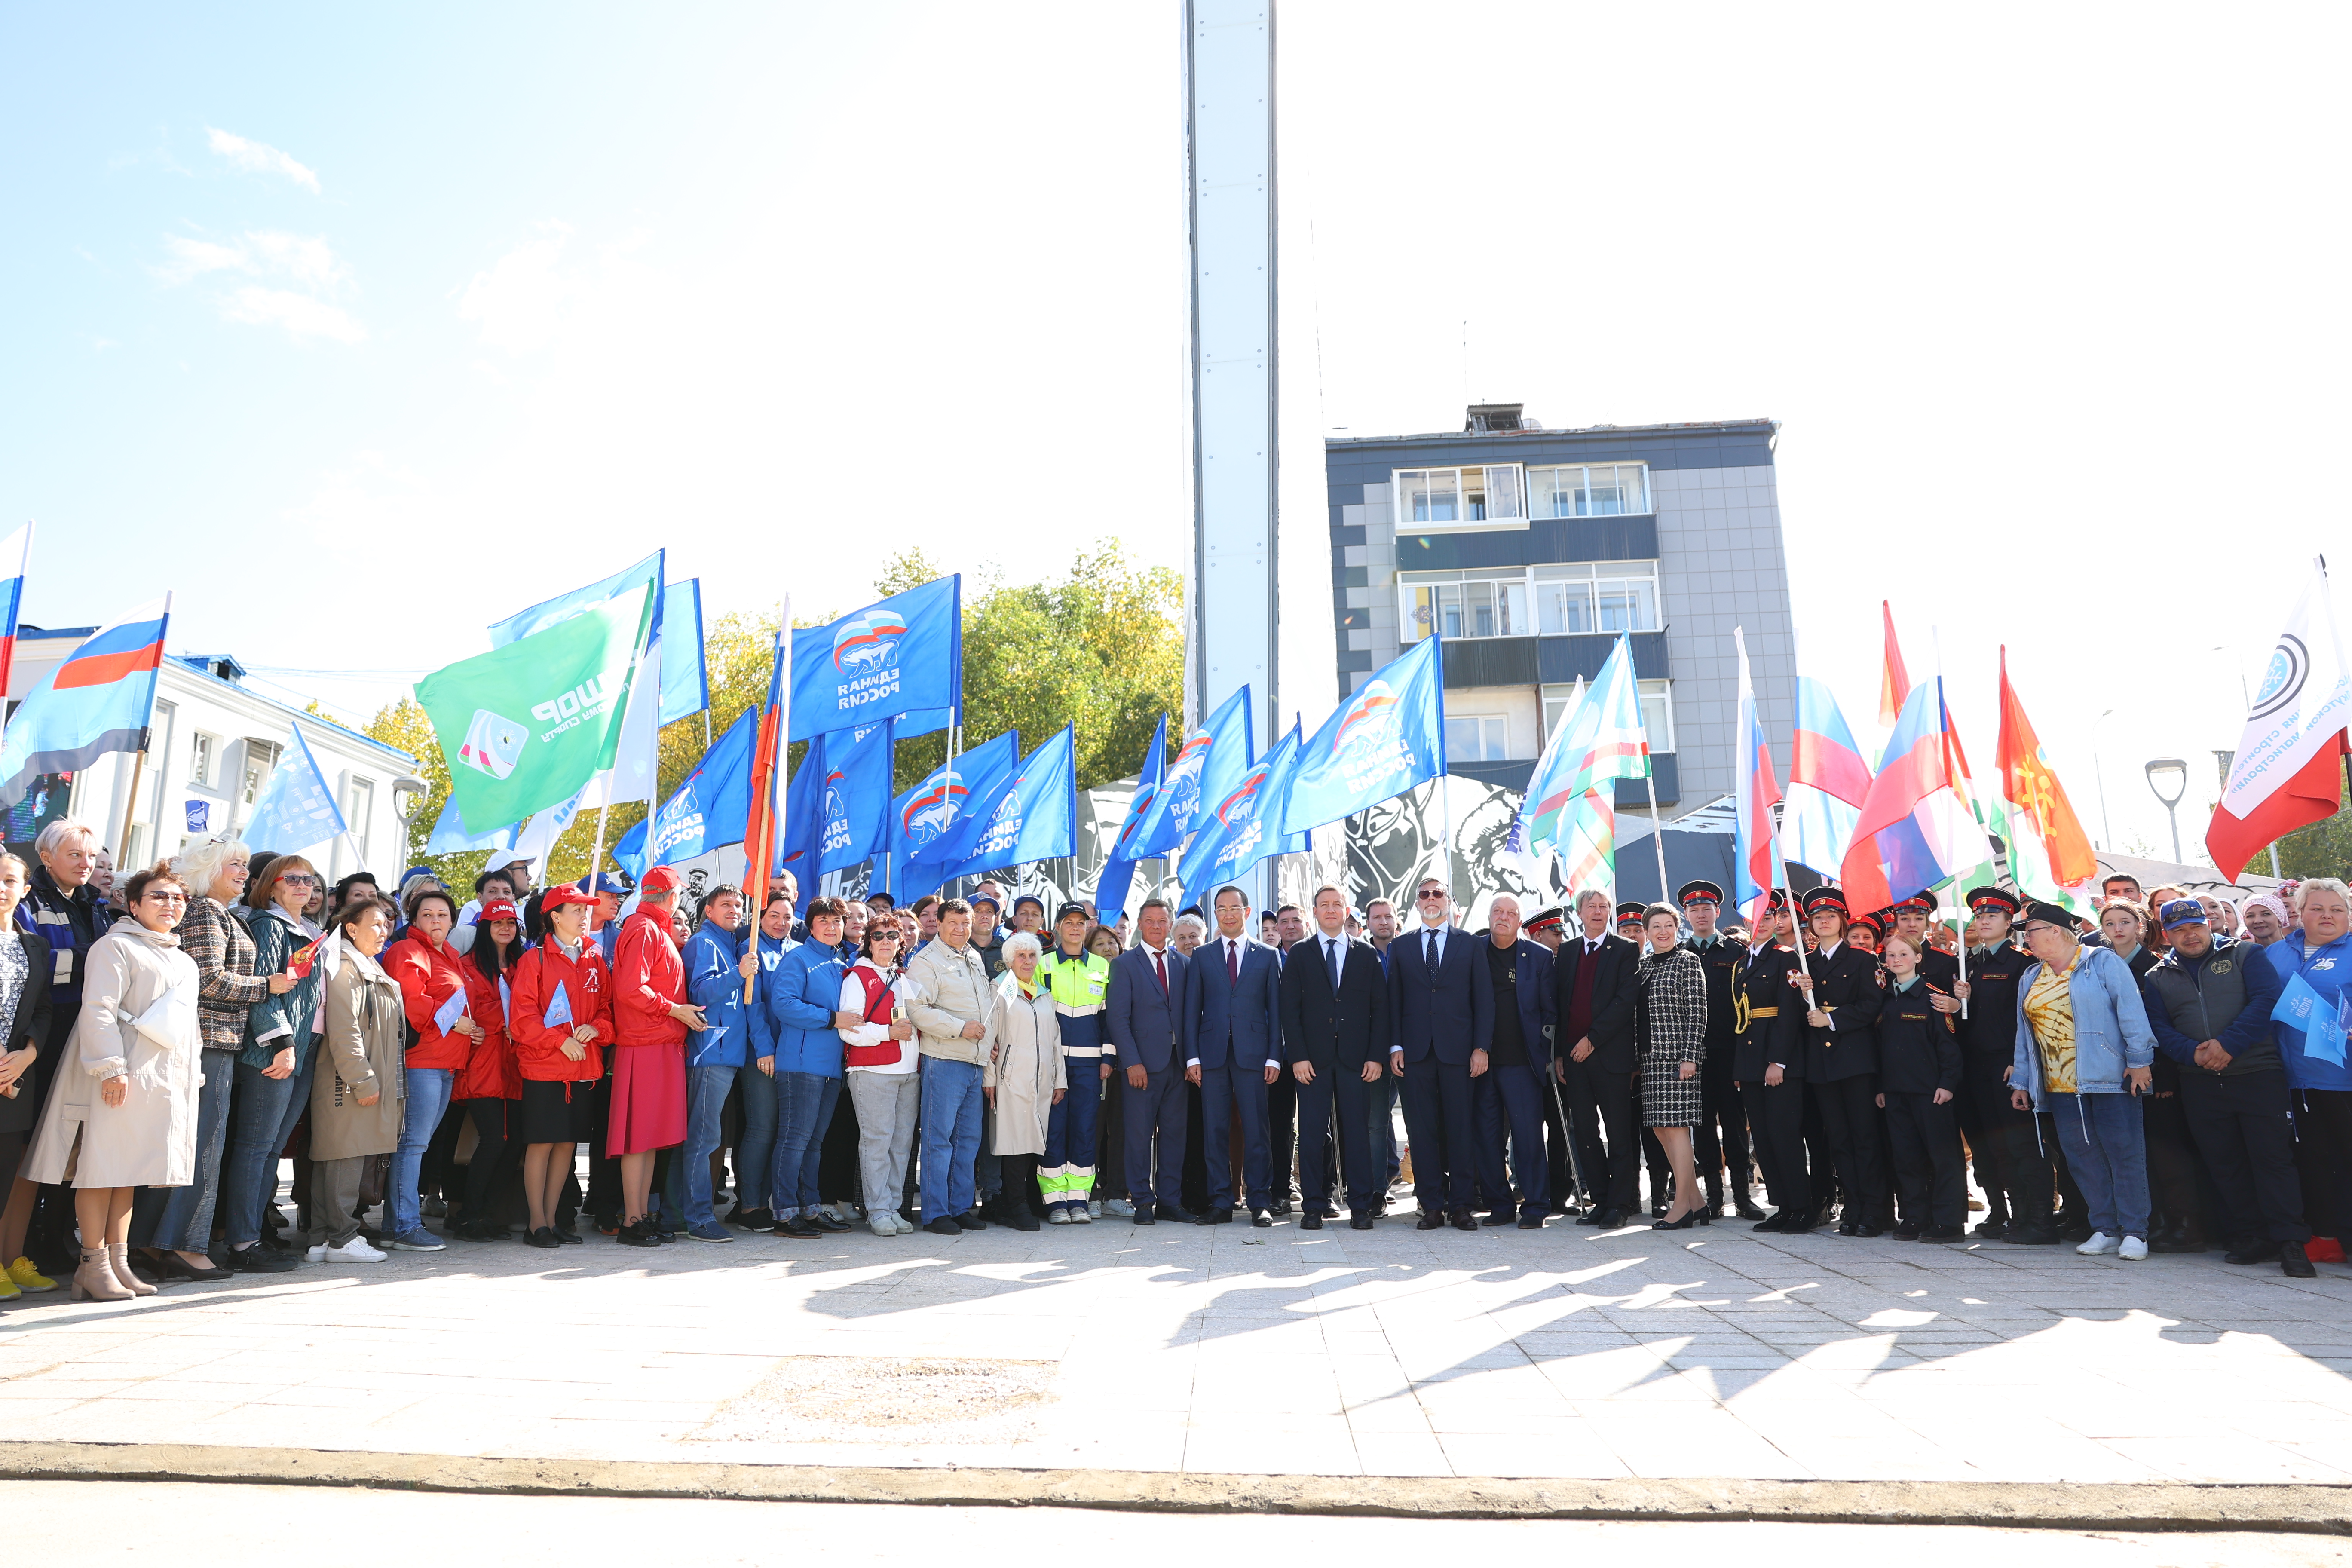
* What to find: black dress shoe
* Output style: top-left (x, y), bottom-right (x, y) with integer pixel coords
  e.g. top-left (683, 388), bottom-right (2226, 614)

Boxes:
top-left (1891, 1223), bottom-right (1921, 1242)
top-left (554, 1225), bottom-right (583, 1245)
top-left (226, 1244), bottom-right (298, 1273)
top-left (778, 1216), bottom-right (823, 1239)
top-left (1479, 1210), bottom-right (1512, 1227)
top-left (1574, 1209), bottom-right (1603, 1226)
top-left (1196, 1207), bottom-right (1234, 1226)
top-left (2005, 1224), bottom-right (2061, 1246)
top-left (810, 1211), bottom-right (853, 1233)
top-left (1415, 1210), bottom-right (1445, 1231)
top-left (2282, 1241), bottom-right (2317, 1278)
top-left (1852, 1225), bottom-right (1884, 1239)
top-left (1270, 1199), bottom-right (1293, 1216)
top-left (617, 1221), bottom-right (658, 1249)
top-left (2225, 1239), bottom-right (2281, 1265)
top-left (1449, 1209), bottom-right (1479, 1232)
top-left (1778, 1216), bottom-right (1815, 1236)
top-left (926, 1217), bottom-right (964, 1237)
top-left (1300, 1213), bottom-right (1322, 1230)
top-left (525, 1227), bottom-right (561, 1249)
top-left (1970, 1218), bottom-right (2011, 1241)
top-left (729, 1207), bottom-right (775, 1231)
top-left (954, 1211), bottom-right (988, 1231)
top-left (1595, 1208), bottom-right (1627, 1229)
top-left (1837, 1220), bottom-right (1862, 1237)
top-left (1155, 1203), bottom-right (1195, 1223)
top-left (1752, 1212), bottom-right (1786, 1232)
top-left (1516, 1213), bottom-right (1543, 1229)
top-left (1132, 1210), bottom-right (1156, 1226)
top-left (1733, 1197), bottom-right (1768, 1221)
top-left (1251, 1210), bottom-right (1273, 1228)
top-left (1011, 1209), bottom-right (1042, 1232)
top-left (1349, 1215), bottom-right (1374, 1231)
top-left (1921, 1225), bottom-right (1963, 1243)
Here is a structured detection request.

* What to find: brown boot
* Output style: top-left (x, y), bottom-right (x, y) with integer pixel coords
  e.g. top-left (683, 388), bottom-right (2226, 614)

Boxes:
top-left (70, 1248), bottom-right (133, 1302)
top-left (108, 1243), bottom-right (157, 1296)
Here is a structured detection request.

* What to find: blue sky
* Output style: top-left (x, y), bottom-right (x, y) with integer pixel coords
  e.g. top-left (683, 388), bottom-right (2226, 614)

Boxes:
top-left (6, 3), bottom-right (2346, 861)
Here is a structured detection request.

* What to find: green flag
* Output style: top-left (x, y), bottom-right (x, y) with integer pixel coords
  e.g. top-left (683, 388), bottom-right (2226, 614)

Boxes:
top-left (417, 584), bottom-right (653, 832)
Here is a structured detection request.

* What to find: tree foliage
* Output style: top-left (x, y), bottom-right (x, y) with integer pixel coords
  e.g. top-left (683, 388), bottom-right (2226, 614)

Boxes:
top-left (376, 540), bottom-right (1181, 887)
top-left (2275, 769), bottom-right (2352, 880)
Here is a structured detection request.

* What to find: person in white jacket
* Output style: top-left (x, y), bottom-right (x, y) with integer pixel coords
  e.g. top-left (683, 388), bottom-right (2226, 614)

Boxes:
top-left (21, 864), bottom-right (203, 1302)
top-left (837, 925), bottom-right (918, 1236)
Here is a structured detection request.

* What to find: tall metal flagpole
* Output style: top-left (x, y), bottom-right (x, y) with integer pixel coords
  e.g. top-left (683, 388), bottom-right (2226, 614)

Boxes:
top-left (1642, 766), bottom-right (1670, 904)
top-left (1932, 625), bottom-right (1969, 1020)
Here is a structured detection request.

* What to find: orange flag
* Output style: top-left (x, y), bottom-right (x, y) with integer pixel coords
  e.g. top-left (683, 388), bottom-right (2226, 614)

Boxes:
top-left (1878, 600), bottom-right (1912, 729)
top-left (1996, 646), bottom-right (2097, 889)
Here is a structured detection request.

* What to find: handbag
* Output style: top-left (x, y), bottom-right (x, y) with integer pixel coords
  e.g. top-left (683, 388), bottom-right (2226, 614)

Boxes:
top-left (842, 967), bottom-right (903, 1068)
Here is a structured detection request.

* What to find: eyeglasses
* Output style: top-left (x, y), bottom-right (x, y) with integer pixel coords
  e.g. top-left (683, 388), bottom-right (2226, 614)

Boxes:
top-left (144, 891), bottom-right (188, 905)
top-left (1417, 890), bottom-right (1447, 901)
top-left (277, 874), bottom-right (319, 888)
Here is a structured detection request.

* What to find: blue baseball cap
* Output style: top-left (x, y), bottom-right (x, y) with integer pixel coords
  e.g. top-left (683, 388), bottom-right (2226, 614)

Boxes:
top-left (577, 873), bottom-right (631, 895)
top-left (2159, 898), bottom-right (2208, 932)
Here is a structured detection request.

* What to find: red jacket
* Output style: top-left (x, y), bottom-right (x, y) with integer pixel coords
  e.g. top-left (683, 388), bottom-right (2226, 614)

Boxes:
top-left (611, 909), bottom-right (688, 1050)
top-left (384, 934), bottom-right (474, 1071)
top-left (510, 936), bottom-right (614, 1082)
top-left (452, 951), bottom-right (521, 1101)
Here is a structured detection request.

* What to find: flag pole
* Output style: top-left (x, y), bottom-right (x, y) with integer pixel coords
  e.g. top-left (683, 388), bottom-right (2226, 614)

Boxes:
top-left (1932, 624), bottom-right (1969, 1021)
top-left (114, 749), bottom-right (146, 868)
top-left (1642, 763), bottom-right (1669, 905)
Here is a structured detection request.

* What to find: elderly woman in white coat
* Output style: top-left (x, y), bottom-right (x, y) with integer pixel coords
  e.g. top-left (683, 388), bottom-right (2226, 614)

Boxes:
top-left (21, 864), bottom-right (203, 1302)
top-left (984, 932), bottom-right (1064, 1233)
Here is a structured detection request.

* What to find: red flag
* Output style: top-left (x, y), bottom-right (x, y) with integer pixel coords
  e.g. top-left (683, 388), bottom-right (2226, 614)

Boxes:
top-left (2207, 560), bottom-right (2352, 881)
top-left (740, 620), bottom-right (791, 996)
top-left (1878, 600), bottom-right (1911, 729)
top-left (1996, 648), bottom-right (2097, 888)
top-left (2209, 736), bottom-right (2346, 882)
top-left (285, 940), bottom-right (321, 980)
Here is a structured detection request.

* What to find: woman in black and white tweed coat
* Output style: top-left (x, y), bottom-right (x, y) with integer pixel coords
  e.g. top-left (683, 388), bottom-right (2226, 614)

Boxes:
top-left (1635, 903), bottom-right (1708, 1229)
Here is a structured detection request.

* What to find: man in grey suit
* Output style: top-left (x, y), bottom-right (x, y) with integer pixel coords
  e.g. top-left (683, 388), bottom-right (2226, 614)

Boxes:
top-left (1180, 885), bottom-right (1284, 1226)
top-left (1106, 899), bottom-right (1192, 1225)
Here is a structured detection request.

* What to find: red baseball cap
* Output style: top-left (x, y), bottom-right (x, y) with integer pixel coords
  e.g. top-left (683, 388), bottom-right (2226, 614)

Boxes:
top-left (639, 866), bottom-right (685, 894)
top-left (542, 885), bottom-right (597, 911)
top-left (478, 899), bottom-right (520, 925)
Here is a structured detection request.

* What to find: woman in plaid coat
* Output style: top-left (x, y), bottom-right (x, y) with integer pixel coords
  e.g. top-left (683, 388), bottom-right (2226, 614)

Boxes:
top-left (1635, 903), bottom-right (1709, 1230)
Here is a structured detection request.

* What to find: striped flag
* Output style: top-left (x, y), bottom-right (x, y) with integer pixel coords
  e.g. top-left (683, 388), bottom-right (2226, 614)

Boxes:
top-left (1838, 677), bottom-right (1994, 913)
top-left (1518, 634), bottom-right (1647, 899)
top-left (1783, 676), bottom-right (1869, 878)
top-left (741, 609), bottom-right (792, 933)
top-left (0, 594), bottom-right (171, 808)
top-left (0, 522), bottom-right (31, 701)
top-left (1732, 628), bottom-right (1785, 925)
top-left (1879, 600), bottom-right (1912, 729)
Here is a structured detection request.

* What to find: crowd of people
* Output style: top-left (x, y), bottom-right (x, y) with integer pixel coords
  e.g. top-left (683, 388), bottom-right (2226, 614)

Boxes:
top-left (0, 809), bottom-right (2344, 1308)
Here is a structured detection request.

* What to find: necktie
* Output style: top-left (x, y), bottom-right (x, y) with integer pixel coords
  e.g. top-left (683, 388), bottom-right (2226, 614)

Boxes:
top-left (1154, 949), bottom-right (1168, 994)
top-left (1424, 929), bottom-right (1438, 970)
top-left (1228, 939), bottom-right (1239, 984)
top-left (1328, 937), bottom-right (1342, 992)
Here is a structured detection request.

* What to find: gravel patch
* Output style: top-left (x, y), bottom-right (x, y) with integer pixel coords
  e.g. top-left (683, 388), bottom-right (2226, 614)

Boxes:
top-left (694, 1357), bottom-right (1057, 1445)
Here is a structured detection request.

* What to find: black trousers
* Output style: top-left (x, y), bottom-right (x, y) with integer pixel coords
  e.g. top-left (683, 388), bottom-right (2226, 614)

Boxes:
top-left (456, 1098), bottom-right (518, 1225)
top-left (1266, 1067), bottom-right (1312, 1204)
top-left (1398, 1054), bottom-right (1476, 1212)
top-left (1743, 1075), bottom-right (1811, 1215)
top-left (1968, 1053), bottom-right (2055, 1226)
top-left (1297, 1063), bottom-right (1386, 1215)
top-left (1694, 1048), bottom-right (1752, 1195)
top-left (2291, 1086), bottom-right (2352, 1240)
top-left (1097, 1069), bottom-right (1127, 1201)
top-left (1953, 1053), bottom-right (2005, 1219)
top-left (1538, 1066), bottom-right (1578, 1207)
top-left (1883, 1090), bottom-right (1965, 1228)
top-left (2181, 1069), bottom-right (2307, 1243)
top-left (1801, 1085), bottom-right (1838, 1211)
top-left (1471, 1061), bottom-right (1551, 1218)
top-left (2141, 1088), bottom-right (2207, 1237)
top-left (1811, 1074), bottom-right (1886, 1217)
top-left (1561, 1055), bottom-right (1639, 1213)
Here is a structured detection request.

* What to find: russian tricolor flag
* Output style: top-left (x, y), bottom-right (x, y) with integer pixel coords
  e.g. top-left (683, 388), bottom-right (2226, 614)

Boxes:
top-left (1838, 676), bottom-right (1993, 913)
top-left (0, 523), bottom-right (29, 701)
top-left (1782, 676), bottom-right (1869, 878)
top-left (0, 593), bottom-right (172, 808)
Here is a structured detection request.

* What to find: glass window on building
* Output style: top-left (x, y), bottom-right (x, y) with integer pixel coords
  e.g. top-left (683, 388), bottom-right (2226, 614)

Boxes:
top-left (1397, 569), bottom-right (1531, 643)
top-left (1529, 462), bottom-right (1650, 518)
top-left (1542, 679), bottom-right (1677, 754)
top-left (240, 742), bottom-right (279, 807)
top-left (345, 776), bottom-right (373, 863)
top-left (189, 732), bottom-right (216, 787)
top-left (1392, 465), bottom-right (1525, 531)
top-left (1446, 714), bottom-right (1510, 763)
top-left (1532, 562), bottom-right (1660, 635)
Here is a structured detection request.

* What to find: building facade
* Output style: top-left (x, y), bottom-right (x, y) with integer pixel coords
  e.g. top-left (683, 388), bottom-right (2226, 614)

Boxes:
top-left (1324, 408), bottom-right (1797, 811)
top-left (5, 627), bottom-right (422, 879)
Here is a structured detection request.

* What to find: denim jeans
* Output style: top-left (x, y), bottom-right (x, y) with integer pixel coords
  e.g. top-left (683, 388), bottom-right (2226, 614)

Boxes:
top-left (736, 1063), bottom-right (777, 1209)
top-left (681, 1063), bottom-right (738, 1227)
top-left (220, 1054), bottom-right (317, 1246)
top-left (129, 1049), bottom-right (236, 1253)
top-left (919, 1057), bottom-right (985, 1223)
top-left (388, 1066), bottom-right (456, 1237)
top-left (769, 1071), bottom-right (841, 1219)
top-left (2050, 1090), bottom-right (2151, 1239)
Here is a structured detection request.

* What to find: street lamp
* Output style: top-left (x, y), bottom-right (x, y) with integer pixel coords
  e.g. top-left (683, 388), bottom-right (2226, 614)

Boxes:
top-left (2145, 758), bottom-right (2188, 863)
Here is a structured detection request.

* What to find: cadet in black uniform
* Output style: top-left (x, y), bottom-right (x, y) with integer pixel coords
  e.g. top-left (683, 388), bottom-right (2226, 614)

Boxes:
top-left (1875, 933), bottom-right (1966, 1240)
top-left (1733, 890), bottom-right (1810, 1230)
top-left (1951, 887), bottom-right (2055, 1243)
top-left (1678, 881), bottom-right (1762, 1219)
top-left (1790, 887), bottom-right (1887, 1236)
top-left (1888, 894), bottom-right (1960, 988)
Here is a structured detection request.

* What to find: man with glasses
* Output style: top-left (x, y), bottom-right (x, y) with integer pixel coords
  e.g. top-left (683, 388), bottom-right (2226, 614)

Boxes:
top-left (1553, 888), bottom-right (1642, 1228)
top-left (1281, 885), bottom-right (1392, 1230)
top-left (1388, 877), bottom-right (1489, 1231)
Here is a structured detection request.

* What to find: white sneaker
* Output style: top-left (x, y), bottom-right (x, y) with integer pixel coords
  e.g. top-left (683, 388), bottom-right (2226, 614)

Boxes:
top-left (1047, 1207), bottom-right (1072, 1224)
top-left (870, 1217), bottom-right (897, 1237)
top-left (2077, 1231), bottom-right (2119, 1256)
top-left (1104, 1198), bottom-right (1135, 1217)
top-left (325, 1237), bottom-right (388, 1262)
top-left (1087, 1200), bottom-right (1104, 1218)
top-left (1069, 1204), bottom-right (1093, 1224)
top-left (305, 1244), bottom-right (328, 1263)
top-left (2118, 1234), bottom-right (2149, 1261)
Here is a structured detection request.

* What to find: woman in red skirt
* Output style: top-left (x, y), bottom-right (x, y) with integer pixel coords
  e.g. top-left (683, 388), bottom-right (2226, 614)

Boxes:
top-left (608, 866), bottom-right (703, 1246)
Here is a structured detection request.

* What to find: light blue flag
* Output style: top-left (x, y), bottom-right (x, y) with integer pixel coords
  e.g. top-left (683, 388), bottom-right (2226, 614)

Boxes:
top-left (1129, 686), bottom-right (1253, 860)
top-left (542, 977), bottom-right (573, 1032)
top-left (613, 706), bottom-right (757, 880)
top-left (1280, 636), bottom-right (1446, 835)
top-left (1179, 723), bottom-right (1308, 892)
top-left (659, 579), bottom-right (708, 726)
top-left (940, 727), bottom-right (1076, 882)
top-left (890, 730), bottom-right (1023, 891)
top-left (2275, 972), bottom-right (2349, 1068)
top-left (489, 552), bottom-right (662, 647)
top-left (819, 720), bottom-right (895, 876)
top-left (426, 794), bottom-right (516, 857)
top-left (242, 724), bottom-right (349, 853)
top-left (432, 986), bottom-right (469, 1037)
top-left (1093, 714), bottom-right (1166, 922)
top-left (790, 576), bottom-right (962, 739)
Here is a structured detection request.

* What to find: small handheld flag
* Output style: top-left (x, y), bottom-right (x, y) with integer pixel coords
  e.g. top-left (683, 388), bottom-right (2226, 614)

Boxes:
top-left (285, 941), bottom-right (321, 980)
top-left (2275, 972), bottom-right (2349, 1068)
top-left (542, 978), bottom-right (575, 1033)
top-left (432, 986), bottom-right (469, 1038)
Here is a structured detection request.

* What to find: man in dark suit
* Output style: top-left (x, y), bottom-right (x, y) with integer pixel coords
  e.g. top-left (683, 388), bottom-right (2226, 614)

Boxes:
top-left (1470, 893), bottom-right (1556, 1228)
top-left (1181, 885), bottom-right (1283, 1226)
top-left (1387, 876), bottom-right (1491, 1231)
top-left (1792, 886), bottom-right (1886, 1237)
top-left (1280, 884), bottom-right (1392, 1229)
top-left (1553, 887), bottom-right (1644, 1227)
top-left (1105, 898), bottom-right (1191, 1225)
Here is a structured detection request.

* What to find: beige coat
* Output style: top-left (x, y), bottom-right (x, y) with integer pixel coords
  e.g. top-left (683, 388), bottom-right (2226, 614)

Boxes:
top-left (904, 939), bottom-right (998, 1066)
top-left (21, 918), bottom-right (202, 1189)
top-left (308, 947), bottom-right (407, 1162)
top-left (985, 974), bottom-right (1064, 1156)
